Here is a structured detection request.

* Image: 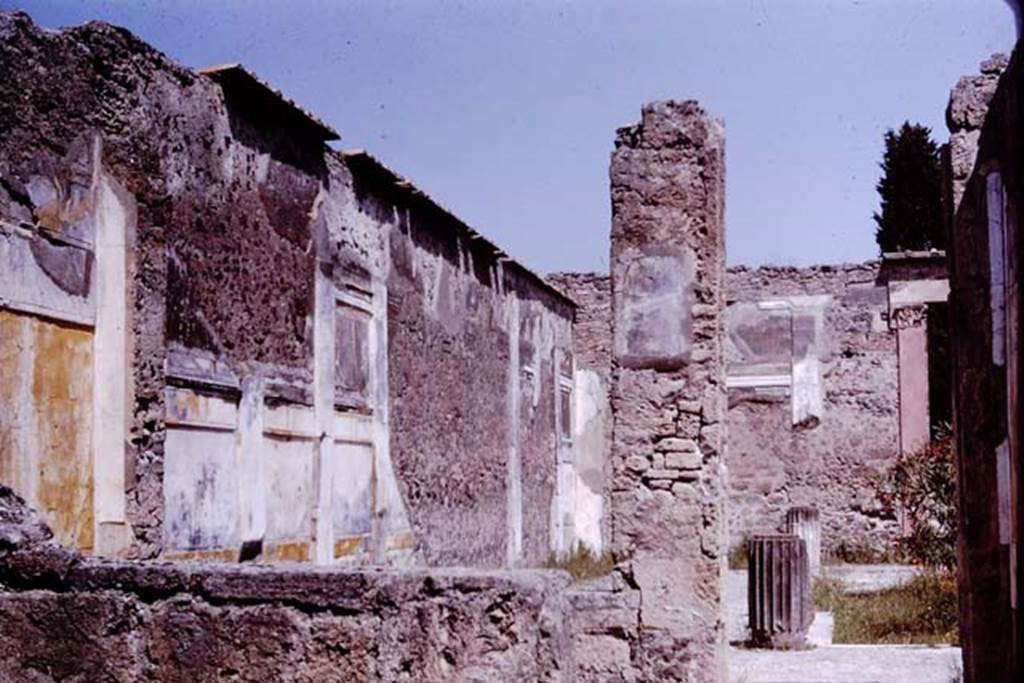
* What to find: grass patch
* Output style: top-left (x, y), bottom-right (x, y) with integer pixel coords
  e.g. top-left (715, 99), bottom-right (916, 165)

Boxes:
top-left (822, 572), bottom-right (959, 645)
top-left (812, 576), bottom-right (845, 612)
top-left (545, 543), bottom-right (614, 582)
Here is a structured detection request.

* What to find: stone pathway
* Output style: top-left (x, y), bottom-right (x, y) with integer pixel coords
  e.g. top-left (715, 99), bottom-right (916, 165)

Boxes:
top-left (726, 568), bottom-right (962, 683)
top-left (729, 644), bottom-right (962, 683)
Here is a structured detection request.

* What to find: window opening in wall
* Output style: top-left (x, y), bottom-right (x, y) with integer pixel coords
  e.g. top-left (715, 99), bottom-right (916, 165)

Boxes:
top-left (335, 286), bottom-right (373, 414)
top-left (559, 377), bottom-right (573, 447)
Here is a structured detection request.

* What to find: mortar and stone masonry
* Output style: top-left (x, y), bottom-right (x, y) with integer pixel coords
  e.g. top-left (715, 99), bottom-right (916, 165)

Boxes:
top-left (0, 10), bottom-right (735, 681)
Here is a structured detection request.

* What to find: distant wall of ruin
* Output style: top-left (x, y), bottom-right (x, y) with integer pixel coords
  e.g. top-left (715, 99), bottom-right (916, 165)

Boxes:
top-left (725, 263), bottom-right (900, 554)
top-left (552, 263), bottom-right (905, 556)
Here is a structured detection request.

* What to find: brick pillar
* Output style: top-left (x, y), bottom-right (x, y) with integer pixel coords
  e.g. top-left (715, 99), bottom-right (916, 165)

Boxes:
top-left (609, 100), bottom-right (727, 681)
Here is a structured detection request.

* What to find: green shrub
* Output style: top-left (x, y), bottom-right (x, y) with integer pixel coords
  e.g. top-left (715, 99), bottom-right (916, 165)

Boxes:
top-left (824, 540), bottom-right (900, 566)
top-left (875, 426), bottom-right (957, 571)
top-left (829, 571), bottom-right (959, 645)
top-left (545, 543), bottom-right (615, 582)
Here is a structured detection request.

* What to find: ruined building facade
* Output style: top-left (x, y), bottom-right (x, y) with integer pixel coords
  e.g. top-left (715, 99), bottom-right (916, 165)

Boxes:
top-left (0, 12), bottom-right (742, 679)
top-left (555, 252), bottom-right (950, 558)
top-left (0, 12), bottom-right (587, 571)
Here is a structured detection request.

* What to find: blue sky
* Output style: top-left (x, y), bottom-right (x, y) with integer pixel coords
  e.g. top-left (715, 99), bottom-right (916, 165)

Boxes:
top-left (7, 1), bottom-right (1017, 272)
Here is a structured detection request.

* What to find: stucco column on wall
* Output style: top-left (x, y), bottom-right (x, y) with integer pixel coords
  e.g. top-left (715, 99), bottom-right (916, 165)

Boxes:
top-left (893, 306), bottom-right (930, 455)
top-left (609, 100), bottom-right (728, 681)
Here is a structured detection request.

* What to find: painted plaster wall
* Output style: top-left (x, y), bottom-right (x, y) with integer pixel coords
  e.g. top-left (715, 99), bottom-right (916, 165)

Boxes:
top-left (346, 157), bottom-right (575, 568)
top-left (0, 12), bottom-right (574, 571)
top-left (0, 311), bottom-right (94, 550)
top-left (547, 272), bottom-right (612, 555)
top-left (725, 263), bottom-right (901, 554)
top-left (0, 12), bottom-right (321, 556)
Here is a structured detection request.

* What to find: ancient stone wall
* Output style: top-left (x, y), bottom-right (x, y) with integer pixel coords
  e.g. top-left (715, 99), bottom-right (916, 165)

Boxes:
top-left (345, 153), bottom-right (576, 569)
top-left (547, 272), bottom-right (612, 554)
top-left (550, 262), bottom-right (904, 557)
top-left (0, 12), bottom-right (577, 571)
top-left (725, 263), bottom-right (900, 555)
top-left (609, 100), bottom-right (728, 681)
top-left (946, 50), bottom-right (1021, 683)
top-left (0, 485), bottom-right (575, 682)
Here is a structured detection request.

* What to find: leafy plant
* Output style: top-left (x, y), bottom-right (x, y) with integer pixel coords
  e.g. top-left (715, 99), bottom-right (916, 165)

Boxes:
top-left (875, 426), bottom-right (957, 571)
top-left (824, 540), bottom-right (900, 566)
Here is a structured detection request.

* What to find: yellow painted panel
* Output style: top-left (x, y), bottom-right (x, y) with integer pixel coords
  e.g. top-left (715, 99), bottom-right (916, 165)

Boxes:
top-left (0, 310), bottom-right (94, 551)
top-left (163, 548), bottom-right (238, 563)
top-left (264, 540), bottom-right (311, 563)
top-left (333, 535), bottom-right (366, 558)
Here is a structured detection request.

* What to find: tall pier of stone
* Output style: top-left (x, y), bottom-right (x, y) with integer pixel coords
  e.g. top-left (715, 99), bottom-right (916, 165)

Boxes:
top-left (609, 101), bottom-right (727, 681)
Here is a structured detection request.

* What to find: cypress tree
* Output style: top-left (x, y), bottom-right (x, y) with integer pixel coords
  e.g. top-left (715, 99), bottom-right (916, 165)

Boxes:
top-left (873, 122), bottom-right (944, 253)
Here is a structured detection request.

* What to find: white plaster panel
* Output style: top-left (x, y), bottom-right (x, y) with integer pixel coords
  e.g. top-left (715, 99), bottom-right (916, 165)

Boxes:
top-left (987, 172), bottom-right (1007, 366)
top-left (572, 369), bottom-right (606, 555)
top-left (887, 279), bottom-right (950, 307)
top-left (264, 435), bottom-right (315, 542)
top-left (164, 387), bottom-right (237, 430)
top-left (614, 250), bottom-right (694, 369)
top-left (330, 440), bottom-right (373, 537)
top-left (91, 173), bottom-right (131, 544)
top-left (264, 403), bottom-right (317, 438)
top-left (553, 461), bottom-right (576, 555)
top-left (163, 427), bottom-right (239, 550)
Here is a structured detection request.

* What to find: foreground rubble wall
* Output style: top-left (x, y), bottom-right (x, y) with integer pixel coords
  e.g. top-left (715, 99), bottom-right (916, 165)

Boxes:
top-left (0, 485), bottom-right (576, 682)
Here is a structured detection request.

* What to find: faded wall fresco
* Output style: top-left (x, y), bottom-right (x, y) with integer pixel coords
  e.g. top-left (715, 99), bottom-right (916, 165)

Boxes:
top-left (0, 310), bottom-right (94, 550)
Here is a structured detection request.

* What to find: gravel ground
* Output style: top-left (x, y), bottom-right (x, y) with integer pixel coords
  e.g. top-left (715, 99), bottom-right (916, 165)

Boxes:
top-left (726, 567), bottom-right (961, 683)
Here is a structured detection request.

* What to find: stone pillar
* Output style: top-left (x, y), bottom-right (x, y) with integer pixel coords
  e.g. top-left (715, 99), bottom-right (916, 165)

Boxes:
top-left (610, 100), bottom-right (727, 680)
top-left (785, 507), bottom-right (821, 577)
top-left (747, 535), bottom-right (812, 649)
top-left (893, 305), bottom-right (930, 455)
